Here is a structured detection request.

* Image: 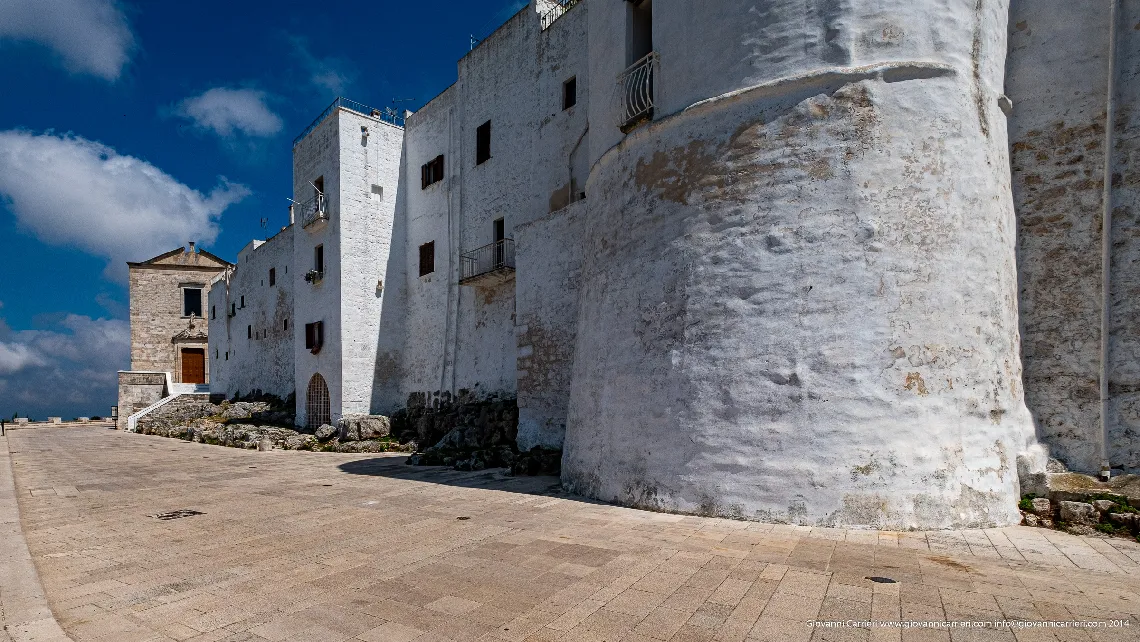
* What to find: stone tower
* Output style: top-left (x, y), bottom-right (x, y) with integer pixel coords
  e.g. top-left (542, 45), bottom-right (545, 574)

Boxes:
top-left (562, 0), bottom-right (1036, 529)
top-left (291, 101), bottom-right (403, 429)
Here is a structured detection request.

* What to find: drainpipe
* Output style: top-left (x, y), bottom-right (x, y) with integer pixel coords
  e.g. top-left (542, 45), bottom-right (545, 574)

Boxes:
top-left (1098, 0), bottom-right (1120, 481)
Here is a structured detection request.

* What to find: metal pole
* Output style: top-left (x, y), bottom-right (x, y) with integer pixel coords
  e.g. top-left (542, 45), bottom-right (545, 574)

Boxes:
top-left (1098, 0), bottom-right (1120, 482)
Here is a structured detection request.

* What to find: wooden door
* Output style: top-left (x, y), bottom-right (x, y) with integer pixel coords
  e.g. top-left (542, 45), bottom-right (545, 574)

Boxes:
top-left (181, 349), bottom-right (205, 384)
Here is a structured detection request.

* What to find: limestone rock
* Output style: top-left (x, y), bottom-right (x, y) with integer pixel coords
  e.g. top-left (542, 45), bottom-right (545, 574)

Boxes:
top-left (338, 415), bottom-right (391, 441)
top-left (1092, 499), bottom-right (1118, 513)
top-left (258, 438), bottom-right (273, 451)
top-left (1022, 513), bottom-right (1040, 527)
top-left (315, 424), bottom-right (337, 441)
top-left (1059, 501), bottom-right (1099, 525)
top-left (1107, 513), bottom-right (1136, 529)
top-left (1030, 497), bottom-right (1052, 517)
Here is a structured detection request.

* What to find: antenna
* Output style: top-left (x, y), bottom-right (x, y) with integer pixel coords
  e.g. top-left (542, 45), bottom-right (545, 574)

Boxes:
top-left (260, 218), bottom-right (269, 240)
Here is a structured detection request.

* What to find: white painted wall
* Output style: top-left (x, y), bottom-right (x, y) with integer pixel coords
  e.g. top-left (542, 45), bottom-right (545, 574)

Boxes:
top-left (564, 0), bottom-right (1036, 529)
top-left (207, 230), bottom-right (295, 400)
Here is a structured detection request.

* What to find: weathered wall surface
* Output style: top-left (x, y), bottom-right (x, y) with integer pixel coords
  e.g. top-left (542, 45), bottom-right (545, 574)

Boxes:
top-left (115, 371), bottom-right (166, 430)
top-left (1007, 1), bottom-right (1112, 474)
top-left (1109, 1), bottom-right (1140, 472)
top-left (565, 0), bottom-right (1034, 528)
top-left (396, 2), bottom-right (589, 429)
top-left (293, 112), bottom-right (344, 427)
top-left (515, 200), bottom-right (586, 450)
top-left (338, 112), bottom-right (403, 416)
top-left (207, 230), bottom-right (295, 400)
top-left (128, 247), bottom-right (227, 378)
top-left (1007, 0), bottom-right (1140, 474)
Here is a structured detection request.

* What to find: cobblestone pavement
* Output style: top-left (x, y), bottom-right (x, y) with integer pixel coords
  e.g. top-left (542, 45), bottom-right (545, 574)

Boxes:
top-left (6, 426), bottom-right (1140, 642)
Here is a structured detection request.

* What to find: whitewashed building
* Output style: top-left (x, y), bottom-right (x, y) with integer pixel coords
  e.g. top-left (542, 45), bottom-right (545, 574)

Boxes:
top-left (198, 0), bottom-right (1140, 529)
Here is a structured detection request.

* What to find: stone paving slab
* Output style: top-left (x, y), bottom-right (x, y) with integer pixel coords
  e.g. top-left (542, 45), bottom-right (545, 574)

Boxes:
top-left (6, 426), bottom-right (1140, 642)
top-left (1, 433), bottom-right (71, 641)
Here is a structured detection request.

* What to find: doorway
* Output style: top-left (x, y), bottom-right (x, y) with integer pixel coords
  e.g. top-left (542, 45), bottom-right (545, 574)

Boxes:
top-left (306, 373), bottom-right (331, 429)
top-left (181, 348), bottom-right (206, 384)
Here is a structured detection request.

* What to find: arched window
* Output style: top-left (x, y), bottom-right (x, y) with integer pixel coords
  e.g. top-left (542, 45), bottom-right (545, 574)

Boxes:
top-left (306, 373), bottom-right (330, 429)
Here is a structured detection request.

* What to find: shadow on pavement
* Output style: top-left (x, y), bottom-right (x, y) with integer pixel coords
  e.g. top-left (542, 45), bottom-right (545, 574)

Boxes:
top-left (337, 456), bottom-right (574, 498)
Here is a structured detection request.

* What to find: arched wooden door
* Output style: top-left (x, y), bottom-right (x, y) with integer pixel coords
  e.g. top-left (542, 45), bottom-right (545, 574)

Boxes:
top-left (306, 373), bottom-right (330, 429)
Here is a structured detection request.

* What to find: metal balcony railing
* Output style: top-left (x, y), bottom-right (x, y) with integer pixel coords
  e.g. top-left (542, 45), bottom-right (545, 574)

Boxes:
top-left (618, 52), bottom-right (658, 132)
top-left (540, 0), bottom-right (580, 30)
top-left (299, 194), bottom-right (327, 228)
top-left (460, 239), bottom-right (515, 284)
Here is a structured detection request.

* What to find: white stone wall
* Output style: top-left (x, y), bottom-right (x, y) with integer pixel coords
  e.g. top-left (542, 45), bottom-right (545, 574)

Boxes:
top-left (207, 229), bottom-right (295, 400)
top-left (395, 1), bottom-right (589, 416)
top-left (337, 111), bottom-right (404, 416)
top-left (564, 0), bottom-right (1035, 529)
top-left (515, 199), bottom-right (586, 450)
top-left (1007, 0), bottom-right (1140, 474)
top-left (293, 113), bottom-right (345, 427)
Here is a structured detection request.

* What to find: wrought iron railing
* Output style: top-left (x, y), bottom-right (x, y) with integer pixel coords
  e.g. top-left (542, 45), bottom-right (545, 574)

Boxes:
top-left (460, 239), bottom-right (515, 283)
top-left (293, 97), bottom-right (405, 147)
top-left (618, 52), bottom-right (658, 131)
top-left (299, 193), bottom-right (326, 228)
top-left (540, 0), bottom-right (580, 30)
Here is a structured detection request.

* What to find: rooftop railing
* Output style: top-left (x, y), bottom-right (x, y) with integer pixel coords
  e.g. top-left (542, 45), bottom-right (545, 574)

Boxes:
top-left (460, 239), bottom-right (515, 285)
top-left (618, 52), bottom-right (658, 132)
top-left (539, 0), bottom-right (581, 30)
top-left (292, 97), bottom-right (405, 147)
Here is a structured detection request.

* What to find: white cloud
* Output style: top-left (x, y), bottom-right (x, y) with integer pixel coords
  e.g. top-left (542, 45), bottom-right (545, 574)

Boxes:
top-left (290, 37), bottom-right (356, 95)
top-left (175, 88), bottom-right (284, 138)
top-left (0, 0), bottom-right (134, 81)
top-left (0, 314), bottom-right (128, 419)
top-left (0, 130), bottom-right (248, 279)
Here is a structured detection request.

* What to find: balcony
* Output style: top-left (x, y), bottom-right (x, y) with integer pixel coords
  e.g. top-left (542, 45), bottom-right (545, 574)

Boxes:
top-left (460, 239), bottom-right (515, 287)
top-left (298, 194), bottom-right (327, 228)
top-left (618, 52), bottom-right (658, 132)
top-left (539, 0), bottom-right (580, 30)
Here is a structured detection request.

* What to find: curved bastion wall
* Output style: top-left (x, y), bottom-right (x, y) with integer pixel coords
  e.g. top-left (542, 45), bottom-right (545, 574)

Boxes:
top-left (563, 0), bottom-right (1037, 529)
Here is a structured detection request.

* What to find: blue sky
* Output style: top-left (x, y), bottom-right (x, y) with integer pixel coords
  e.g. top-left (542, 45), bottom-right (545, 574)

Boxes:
top-left (0, 0), bottom-right (527, 420)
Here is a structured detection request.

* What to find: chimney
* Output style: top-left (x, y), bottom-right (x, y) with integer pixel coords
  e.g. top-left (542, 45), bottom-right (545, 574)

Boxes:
top-left (188, 241), bottom-right (196, 254)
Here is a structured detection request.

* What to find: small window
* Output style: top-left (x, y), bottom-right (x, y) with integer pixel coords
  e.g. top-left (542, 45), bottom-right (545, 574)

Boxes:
top-left (182, 288), bottom-right (203, 317)
top-left (240, 295), bottom-right (245, 308)
top-left (214, 349), bottom-right (218, 359)
top-left (269, 268), bottom-right (276, 286)
top-left (314, 245), bottom-right (324, 274)
top-left (419, 241), bottom-right (435, 277)
top-left (313, 176), bottom-right (324, 201)
top-left (371, 184), bottom-right (384, 199)
top-left (247, 325), bottom-right (252, 339)
top-left (563, 76), bottom-right (577, 110)
top-left (230, 302), bottom-right (236, 316)
top-left (283, 318), bottom-right (289, 331)
top-left (225, 351), bottom-right (228, 361)
top-left (211, 305), bottom-right (216, 320)
top-left (305, 321), bottom-right (324, 354)
top-left (421, 155), bottom-right (444, 189)
top-left (476, 121), bottom-right (491, 165)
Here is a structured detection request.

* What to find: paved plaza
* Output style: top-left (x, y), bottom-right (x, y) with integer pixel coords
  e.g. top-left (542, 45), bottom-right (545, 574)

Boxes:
top-left (3, 426), bottom-right (1139, 642)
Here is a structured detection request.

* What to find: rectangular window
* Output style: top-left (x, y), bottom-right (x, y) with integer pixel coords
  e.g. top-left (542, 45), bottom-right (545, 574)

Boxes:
top-left (563, 76), bottom-right (577, 110)
top-left (211, 305), bottom-right (216, 320)
top-left (305, 321), bottom-right (324, 353)
top-left (225, 351), bottom-right (228, 361)
top-left (230, 302), bottom-right (236, 316)
top-left (214, 349), bottom-right (218, 359)
top-left (247, 325), bottom-right (252, 339)
top-left (240, 295), bottom-right (245, 308)
top-left (419, 241), bottom-right (435, 277)
top-left (283, 318), bottom-right (289, 331)
top-left (314, 245), bottom-right (324, 274)
top-left (421, 155), bottom-right (444, 189)
top-left (313, 176), bottom-right (324, 201)
top-left (182, 288), bottom-right (203, 318)
top-left (269, 268), bottom-right (276, 287)
top-left (476, 121), bottom-right (491, 165)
